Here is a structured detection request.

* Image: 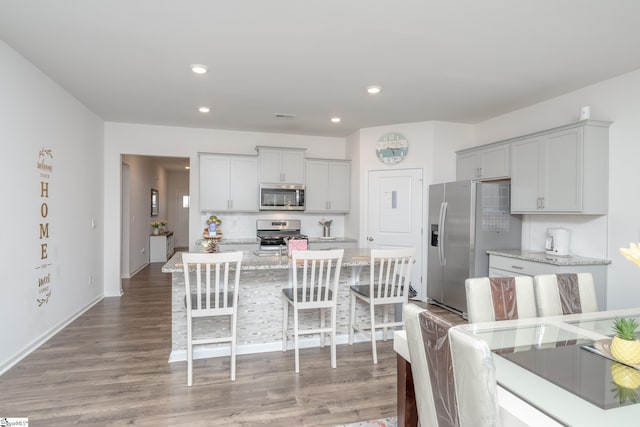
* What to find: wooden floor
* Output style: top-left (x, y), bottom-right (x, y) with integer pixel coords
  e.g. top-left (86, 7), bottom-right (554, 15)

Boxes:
top-left (0, 263), bottom-right (397, 426)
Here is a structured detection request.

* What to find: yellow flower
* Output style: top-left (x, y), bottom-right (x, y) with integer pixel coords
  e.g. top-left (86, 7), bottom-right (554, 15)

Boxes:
top-left (620, 242), bottom-right (640, 268)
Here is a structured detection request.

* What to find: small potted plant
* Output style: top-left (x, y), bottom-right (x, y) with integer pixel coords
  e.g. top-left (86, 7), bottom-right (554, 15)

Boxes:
top-left (151, 220), bottom-right (161, 235)
top-left (159, 219), bottom-right (168, 232)
top-left (611, 317), bottom-right (640, 365)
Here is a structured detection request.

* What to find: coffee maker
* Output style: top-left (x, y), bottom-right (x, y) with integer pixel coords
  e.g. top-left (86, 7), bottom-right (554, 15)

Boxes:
top-left (545, 228), bottom-right (571, 256)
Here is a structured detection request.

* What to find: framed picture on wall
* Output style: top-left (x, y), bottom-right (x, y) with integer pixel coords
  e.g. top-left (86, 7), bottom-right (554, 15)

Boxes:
top-left (151, 189), bottom-right (159, 217)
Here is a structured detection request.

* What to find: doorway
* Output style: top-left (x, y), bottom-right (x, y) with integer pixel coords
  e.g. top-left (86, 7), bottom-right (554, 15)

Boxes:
top-left (120, 155), bottom-right (190, 279)
top-left (367, 169), bottom-right (424, 299)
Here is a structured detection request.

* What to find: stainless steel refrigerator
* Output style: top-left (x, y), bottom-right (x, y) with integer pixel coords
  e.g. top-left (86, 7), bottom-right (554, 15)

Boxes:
top-left (427, 180), bottom-right (521, 316)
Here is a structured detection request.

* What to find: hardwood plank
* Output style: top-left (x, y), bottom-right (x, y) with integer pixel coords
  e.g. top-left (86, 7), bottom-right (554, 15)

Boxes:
top-left (0, 263), bottom-right (397, 426)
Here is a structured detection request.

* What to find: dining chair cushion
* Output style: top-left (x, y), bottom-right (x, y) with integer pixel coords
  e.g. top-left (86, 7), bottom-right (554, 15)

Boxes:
top-left (534, 273), bottom-right (597, 317)
top-left (449, 327), bottom-right (502, 427)
top-left (418, 308), bottom-right (461, 427)
top-left (403, 304), bottom-right (439, 427)
top-left (465, 276), bottom-right (536, 323)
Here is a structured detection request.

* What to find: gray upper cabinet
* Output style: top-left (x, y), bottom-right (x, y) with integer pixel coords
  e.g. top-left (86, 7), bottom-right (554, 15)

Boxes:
top-left (510, 120), bottom-right (610, 214)
top-left (256, 147), bottom-right (305, 184)
top-left (199, 153), bottom-right (258, 212)
top-left (456, 142), bottom-right (510, 181)
top-left (305, 159), bottom-right (351, 213)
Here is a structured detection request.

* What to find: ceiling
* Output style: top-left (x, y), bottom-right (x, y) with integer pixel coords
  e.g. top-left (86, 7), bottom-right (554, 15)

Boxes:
top-left (2, 1), bottom-right (640, 138)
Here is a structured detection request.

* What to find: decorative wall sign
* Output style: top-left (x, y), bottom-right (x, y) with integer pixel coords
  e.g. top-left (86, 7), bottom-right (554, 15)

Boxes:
top-left (376, 132), bottom-right (409, 165)
top-left (36, 147), bottom-right (53, 306)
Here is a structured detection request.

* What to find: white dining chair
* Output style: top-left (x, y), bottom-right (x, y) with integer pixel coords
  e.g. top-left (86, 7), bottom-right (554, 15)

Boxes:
top-left (182, 251), bottom-right (243, 386)
top-left (349, 247), bottom-right (415, 364)
top-left (404, 303), bottom-right (449, 427)
top-left (465, 276), bottom-right (537, 323)
top-left (449, 327), bottom-right (502, 427)
top-left (282, 249), bottom-right (344, 373)
top-left (534, 273), bottom-right (597, 317)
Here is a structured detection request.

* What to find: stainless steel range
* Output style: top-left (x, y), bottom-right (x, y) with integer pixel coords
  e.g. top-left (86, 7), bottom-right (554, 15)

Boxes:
top-left (256, 219), bottom-right (307, 251)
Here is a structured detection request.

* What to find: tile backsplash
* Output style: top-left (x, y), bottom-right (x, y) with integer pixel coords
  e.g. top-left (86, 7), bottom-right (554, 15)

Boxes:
top-left (200, 212), bottom-right (346, 239)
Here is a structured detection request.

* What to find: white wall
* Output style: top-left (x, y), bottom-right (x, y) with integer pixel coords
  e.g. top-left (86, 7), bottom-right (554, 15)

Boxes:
top-left (0, 41), bottom-right (104, 373)
top-left (432, 121), bottom-right (476, 183)
top-left (475, 68), bottom-right (640, 309)
top-left (103, 123), bottom-right (346, 296)
top-left (344, 130), bottom-right (361, 240)
top-left (352, 120), bottom-right (474, 299)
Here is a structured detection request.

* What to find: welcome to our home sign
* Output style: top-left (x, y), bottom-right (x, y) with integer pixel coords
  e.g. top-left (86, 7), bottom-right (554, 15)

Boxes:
top-left (36, 148), bottom-right (53, 306)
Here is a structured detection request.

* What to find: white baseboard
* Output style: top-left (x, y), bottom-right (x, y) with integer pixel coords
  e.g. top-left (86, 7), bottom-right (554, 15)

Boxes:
top-left (168, 330), bottom-right (392, 363)
top-left (0, 294), bottom-right (104, 376)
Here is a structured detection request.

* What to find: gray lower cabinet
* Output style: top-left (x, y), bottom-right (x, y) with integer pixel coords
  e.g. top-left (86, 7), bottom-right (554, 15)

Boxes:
top-left (488, 254), bottom-right (608, 310)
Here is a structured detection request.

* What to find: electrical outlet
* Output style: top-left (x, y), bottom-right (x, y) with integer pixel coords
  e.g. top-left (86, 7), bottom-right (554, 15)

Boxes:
top-left (141, 248), bottom-right (145, 254)
top-left (88, 275), bottom-right (93, 286)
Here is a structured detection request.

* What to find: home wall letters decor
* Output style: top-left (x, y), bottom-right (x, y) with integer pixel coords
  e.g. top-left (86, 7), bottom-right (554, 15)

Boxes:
top-left (36, 147), bottom-right (53, 306)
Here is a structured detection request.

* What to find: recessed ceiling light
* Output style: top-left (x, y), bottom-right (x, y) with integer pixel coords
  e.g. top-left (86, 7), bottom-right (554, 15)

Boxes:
top-left (190, 64), bottom-right (208, 74)
top-left (331, 117), bottom-right (341, 123)
top-left (198, 106), bottom-right (210, 113)
top-left (367, 85), bottom-right (381, 94)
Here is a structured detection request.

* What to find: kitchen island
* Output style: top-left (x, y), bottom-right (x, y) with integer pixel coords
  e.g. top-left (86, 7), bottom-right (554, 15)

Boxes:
top-left (162, 248), bottom-right (382, 362)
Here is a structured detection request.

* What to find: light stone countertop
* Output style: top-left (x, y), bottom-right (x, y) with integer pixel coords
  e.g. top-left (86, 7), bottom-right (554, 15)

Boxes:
top-left (215, 237), bottom-right (357, 245)
top-left (487, 249), bottom-right (611, 266)
top-left (161, 247), bottom-right (371, 273)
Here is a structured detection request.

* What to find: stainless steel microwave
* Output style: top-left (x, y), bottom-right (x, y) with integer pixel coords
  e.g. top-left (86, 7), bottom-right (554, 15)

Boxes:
top-left (259, 184), bottom-right (305, 211)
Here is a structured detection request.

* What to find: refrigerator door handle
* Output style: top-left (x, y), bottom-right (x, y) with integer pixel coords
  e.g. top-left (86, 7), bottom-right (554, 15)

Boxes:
top-left (438, 202), bottom-right (448, 265)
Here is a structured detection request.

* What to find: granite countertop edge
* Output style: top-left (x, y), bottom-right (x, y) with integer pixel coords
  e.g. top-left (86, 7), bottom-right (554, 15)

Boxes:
top-left (216, 237), bottom-right (357, 245)
top-left (487, 249), bottom-right (612, 266)
top-left (162, 247), bottom-right (369, 273)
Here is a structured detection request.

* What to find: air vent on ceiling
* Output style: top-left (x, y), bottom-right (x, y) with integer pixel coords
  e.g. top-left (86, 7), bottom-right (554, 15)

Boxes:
top-left (274, 113), bottom-right (296, 119)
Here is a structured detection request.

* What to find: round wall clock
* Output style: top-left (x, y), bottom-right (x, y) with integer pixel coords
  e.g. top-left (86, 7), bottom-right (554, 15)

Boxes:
top-left (376, 132), bottom-right (409, 165)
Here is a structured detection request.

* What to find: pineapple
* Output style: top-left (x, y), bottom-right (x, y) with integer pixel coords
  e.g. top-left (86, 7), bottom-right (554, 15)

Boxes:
top-left (610, 317), bottom-right (640, 365)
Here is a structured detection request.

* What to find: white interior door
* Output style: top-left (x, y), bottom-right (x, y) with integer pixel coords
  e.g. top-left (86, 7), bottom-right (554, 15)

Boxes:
top-left (367, 169), bottom-right (424, 299)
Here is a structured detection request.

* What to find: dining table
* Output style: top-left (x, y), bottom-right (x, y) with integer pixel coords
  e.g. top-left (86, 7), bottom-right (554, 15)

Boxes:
top-left (394, 306), bottom-right (640, 426)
